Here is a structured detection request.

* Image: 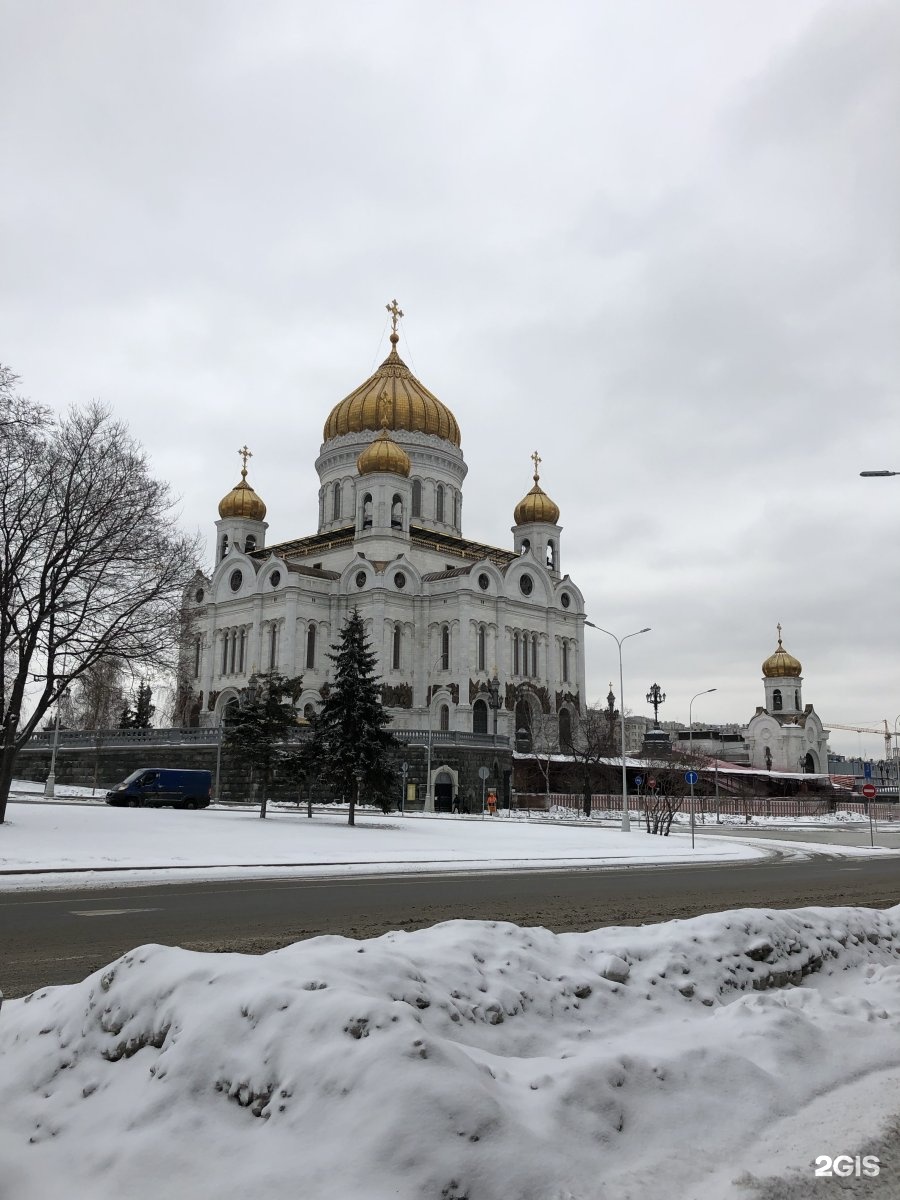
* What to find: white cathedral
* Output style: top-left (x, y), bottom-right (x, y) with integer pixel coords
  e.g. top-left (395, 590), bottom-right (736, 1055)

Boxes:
top-left (184, 303), bottom-right (586, 747)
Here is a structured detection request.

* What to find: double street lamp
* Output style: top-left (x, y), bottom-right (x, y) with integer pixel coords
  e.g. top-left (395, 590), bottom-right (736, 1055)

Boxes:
top-left (585, 622), bottom-right (651, 832)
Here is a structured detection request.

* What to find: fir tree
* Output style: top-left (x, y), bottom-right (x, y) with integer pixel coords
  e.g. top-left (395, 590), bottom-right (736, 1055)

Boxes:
top-left (118, 681), bottom-right (156, 729)
top-left (222, 672), bottom-right (304, 818)
top-left (308, 608), bottom-right (398, 825)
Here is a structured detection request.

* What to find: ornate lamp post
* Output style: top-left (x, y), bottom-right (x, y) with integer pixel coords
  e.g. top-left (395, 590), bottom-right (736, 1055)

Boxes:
top-left (585, 622), bottom-right (651, 832)
top-left (646, 682), bottom-right (666, 729)
top-left (486, 674), bottom-right (502, 748)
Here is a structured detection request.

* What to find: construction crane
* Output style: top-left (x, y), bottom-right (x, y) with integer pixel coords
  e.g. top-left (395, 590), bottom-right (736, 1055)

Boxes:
top-left (825, 719), bottom-right (893, 759)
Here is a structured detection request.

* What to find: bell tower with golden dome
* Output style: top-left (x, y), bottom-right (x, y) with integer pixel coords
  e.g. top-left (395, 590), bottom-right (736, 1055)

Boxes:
top-left (215, 445), bottom-right (268, 563)
top-left (761, 623), bottom-right (803, 714)
top-left (512, 451), bottom-right (563, 578)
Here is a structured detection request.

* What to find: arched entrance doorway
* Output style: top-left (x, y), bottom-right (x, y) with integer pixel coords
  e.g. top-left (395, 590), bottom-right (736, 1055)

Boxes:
top-left (803, 752), bottom-right (816, 773)
top-left (434, 770), bottom-right (454, 812)
top-left (514, 699), bottom-right (532, 751)
top-left (472, 698), bottom-right (488, 735)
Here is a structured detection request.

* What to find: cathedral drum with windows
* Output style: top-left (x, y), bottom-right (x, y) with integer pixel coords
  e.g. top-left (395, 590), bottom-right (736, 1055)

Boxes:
top-left (182, 303), bottom-right (586, 750)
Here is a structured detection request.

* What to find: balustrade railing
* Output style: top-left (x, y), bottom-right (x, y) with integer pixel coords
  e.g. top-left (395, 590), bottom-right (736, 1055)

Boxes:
top-left (26, 726), bottom-right (510, 750)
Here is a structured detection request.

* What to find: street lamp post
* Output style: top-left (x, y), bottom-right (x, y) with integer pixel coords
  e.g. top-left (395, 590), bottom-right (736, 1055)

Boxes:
top-left (44, 687), bottom-right (68, 799)
top-left (585, 622), bottom-right (651, 832)
top-left (424, 655), bottom-right (444, 814)
top-left (688, 688), bottom-right (717, 849)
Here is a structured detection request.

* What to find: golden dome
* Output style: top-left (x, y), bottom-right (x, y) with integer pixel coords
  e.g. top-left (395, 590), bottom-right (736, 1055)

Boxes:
top-left (357, 426), bottom-right (411, 477)
top-left (514, 451), bottom-right (560, 525)
top-left (324, 320), bottom-right (460, 447)
top-left (762, 625), bottom-right (802, 678)
top-left (218, 446), bottom-right (267, 521)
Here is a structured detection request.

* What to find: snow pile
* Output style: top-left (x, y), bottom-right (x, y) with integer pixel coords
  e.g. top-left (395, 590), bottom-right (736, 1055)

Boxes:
top-left (2, 908), bottom-right (900, 1199)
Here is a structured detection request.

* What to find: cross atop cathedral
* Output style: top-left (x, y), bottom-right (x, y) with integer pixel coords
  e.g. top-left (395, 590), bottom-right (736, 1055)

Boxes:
top-left (238, 444), bottom-right (252, 480)
top-left (777, 621), bottom-right (783, 646)
top-left (531, 449), bottom-right (542, 482)
top-left (386, 298), bottom-right (404, 336)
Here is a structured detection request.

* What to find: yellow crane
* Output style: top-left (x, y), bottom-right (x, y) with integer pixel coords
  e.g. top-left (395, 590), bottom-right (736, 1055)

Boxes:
top-left (825, 719), bottom-right (892, 758)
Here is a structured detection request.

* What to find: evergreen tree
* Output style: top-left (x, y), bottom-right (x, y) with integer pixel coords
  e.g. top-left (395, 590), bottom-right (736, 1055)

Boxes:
top-left (222, 672), bottom-right (304, 818)
top-left (118, 681), bottom-right (156, 729)
top-left (308, 608), bottom-right (398, 825)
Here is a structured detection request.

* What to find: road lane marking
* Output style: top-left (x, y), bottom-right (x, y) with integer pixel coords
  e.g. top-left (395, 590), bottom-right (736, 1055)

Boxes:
top-left (70, 908), bottom-right (161, 917)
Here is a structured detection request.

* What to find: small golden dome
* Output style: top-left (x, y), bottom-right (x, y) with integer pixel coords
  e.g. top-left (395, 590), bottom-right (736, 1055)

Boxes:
top-left (218, 446), bottom-right (267, 521)
top-left (762, 625), bottom-right (802, 678)
top-left (324, 303), bottom-right (460, 446)
top-left (514, 451), bottom-right (560, 525)
top-left (357, 427), bottom-right (411, 477)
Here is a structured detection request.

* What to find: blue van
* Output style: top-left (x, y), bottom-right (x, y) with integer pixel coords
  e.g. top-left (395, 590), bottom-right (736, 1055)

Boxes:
top-left (106, 768), bottom-right (212, 809)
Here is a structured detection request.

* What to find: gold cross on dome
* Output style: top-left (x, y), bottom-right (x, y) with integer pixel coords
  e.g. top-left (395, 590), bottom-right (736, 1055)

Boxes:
top-left (386, 298), bottom-right (404, 335)
top-left (238, 445), bottom-right (252, 479)
top-left (531, 450), bottom-right (542, 481)
top-left (777, 621), bottom-right (783, 645)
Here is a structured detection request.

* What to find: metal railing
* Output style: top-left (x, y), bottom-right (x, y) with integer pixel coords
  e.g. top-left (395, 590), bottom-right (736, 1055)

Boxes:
top-left (26, 725), bottom-right (510, 750)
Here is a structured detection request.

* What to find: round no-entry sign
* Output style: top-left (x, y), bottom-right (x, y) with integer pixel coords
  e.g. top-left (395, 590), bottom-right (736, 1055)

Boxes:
top-left (862, 782), bottom-right (877, 799)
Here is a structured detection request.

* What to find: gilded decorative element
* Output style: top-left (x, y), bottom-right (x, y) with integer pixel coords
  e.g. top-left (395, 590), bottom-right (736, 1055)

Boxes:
top-left (762, 623), bottom-right (802, 678)
top-left (513, 450), bottom-right (560, 525)
top-left (218, 445), bottom-right (267, 521)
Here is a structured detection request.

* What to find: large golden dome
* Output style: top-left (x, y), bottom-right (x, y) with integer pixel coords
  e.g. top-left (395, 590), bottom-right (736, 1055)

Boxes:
top-left (762, 626), bottom-right (802, 678)
top-left (218, 447), bottom-right (267, 521)
top-left (324, 331), bottom-right (461, 447)
top-left (357, 427), bottom-right (411, 477)
top-left (514, 452), bottom-right (560, 525)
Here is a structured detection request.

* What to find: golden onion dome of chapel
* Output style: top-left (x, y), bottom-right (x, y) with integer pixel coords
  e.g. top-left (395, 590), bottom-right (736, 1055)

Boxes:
top-left (514, 451), bottom-right (560, 525)
top-left (323, 300), bottom-right (461, 447)
top-left (218, 445), bottom-right (267, 521)
top-left (357, 420), bottom-right (412, 477)
top-left (762, 625), bottom-right (802, 678)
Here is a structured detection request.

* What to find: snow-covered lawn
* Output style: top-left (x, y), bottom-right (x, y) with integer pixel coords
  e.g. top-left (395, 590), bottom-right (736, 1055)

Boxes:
top-left (0, 798), bottom-right (771, 891)
top-left (2, 906), bottom-right (899, 1199)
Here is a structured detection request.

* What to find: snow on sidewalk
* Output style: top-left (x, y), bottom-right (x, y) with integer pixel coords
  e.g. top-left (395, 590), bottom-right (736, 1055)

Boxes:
top-left (1, 905), bottom-right (899, 1199)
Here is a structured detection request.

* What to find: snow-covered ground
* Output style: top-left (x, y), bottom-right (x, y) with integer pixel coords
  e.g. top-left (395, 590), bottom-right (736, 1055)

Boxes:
top-left (0, 795), bottom-right (772, 892)
top-left (1, 906), bottom-right (899, 1199)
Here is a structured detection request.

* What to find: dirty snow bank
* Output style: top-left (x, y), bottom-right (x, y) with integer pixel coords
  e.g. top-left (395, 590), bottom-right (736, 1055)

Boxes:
top-left (2, 907), bottom-right (900, 1199)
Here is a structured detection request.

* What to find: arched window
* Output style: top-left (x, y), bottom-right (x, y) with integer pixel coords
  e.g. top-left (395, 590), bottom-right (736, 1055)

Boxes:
top-left (520, 538), bottom-right (530, 556)
top-left (513, 632), bottom-right (520, 676)
top-left (391, 494), bottom-right (403, 528)
top-left (561, 641), bottom-right (569, 683)
top-left (221, 631), bottom-right (229, 675)
top-left (269, 624), bottom-right (278, 670)
top-left (453, 490), bottom-right (459, 528)
top-left (477, 626), bottom-right (486, 672)
top-left (220, 533), bottom-right (229, 562)
top-left (772, 688), bottom-right (783, 711)
top-left (244, 534), bottom-right (257, 553)
top-left (229, 630), bottom-right (237, 674)
top-left (392, 626), bottom-right (401, 671)
top-left (473, 698), bottom-right (488, 735)
top-left (441, 625), bottom-right (450, 671)
top-left (439, 703), bottom-right (450, 732)
top-left (559, 708), bottom-right (572, 751)
top-left (303, 703), bottom-right (315, 721)
top-left (193, 636), bottom-right (202, 679)
top-left (362, 493), bottom-right (373, 529)
top-left (333, 481), bottom-right (342, 520)
top-left (306, 624), bottom-right (316, 669)
top-left (238, 629), bottom-right (246, 673)
top-left (436, 484), bottom-right (445, 523)
top-left (546, 540), bottom-right (556, 570)
top-left (412, 478), bottom-right (422, 518)
top-left (794, 689), bottom-right (800, 709)
top-left (531, 634), bottom-right (538, 678)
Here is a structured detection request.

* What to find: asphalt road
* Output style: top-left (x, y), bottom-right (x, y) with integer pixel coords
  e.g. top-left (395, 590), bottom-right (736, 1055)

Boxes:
top-left (2, 852), bottom-right (897, 1000)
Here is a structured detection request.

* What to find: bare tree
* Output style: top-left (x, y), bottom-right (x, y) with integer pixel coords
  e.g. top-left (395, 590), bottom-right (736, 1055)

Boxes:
top-left (66, 659), bottom-right (127, 729)
top-left (567, 706), bottom-right (617, 817)
top-left (0, 371), bottom-right (200, 821)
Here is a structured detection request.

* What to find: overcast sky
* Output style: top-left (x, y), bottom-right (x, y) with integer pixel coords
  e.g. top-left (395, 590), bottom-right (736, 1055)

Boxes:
top-left (3, 1), bottom-right (898, 756)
